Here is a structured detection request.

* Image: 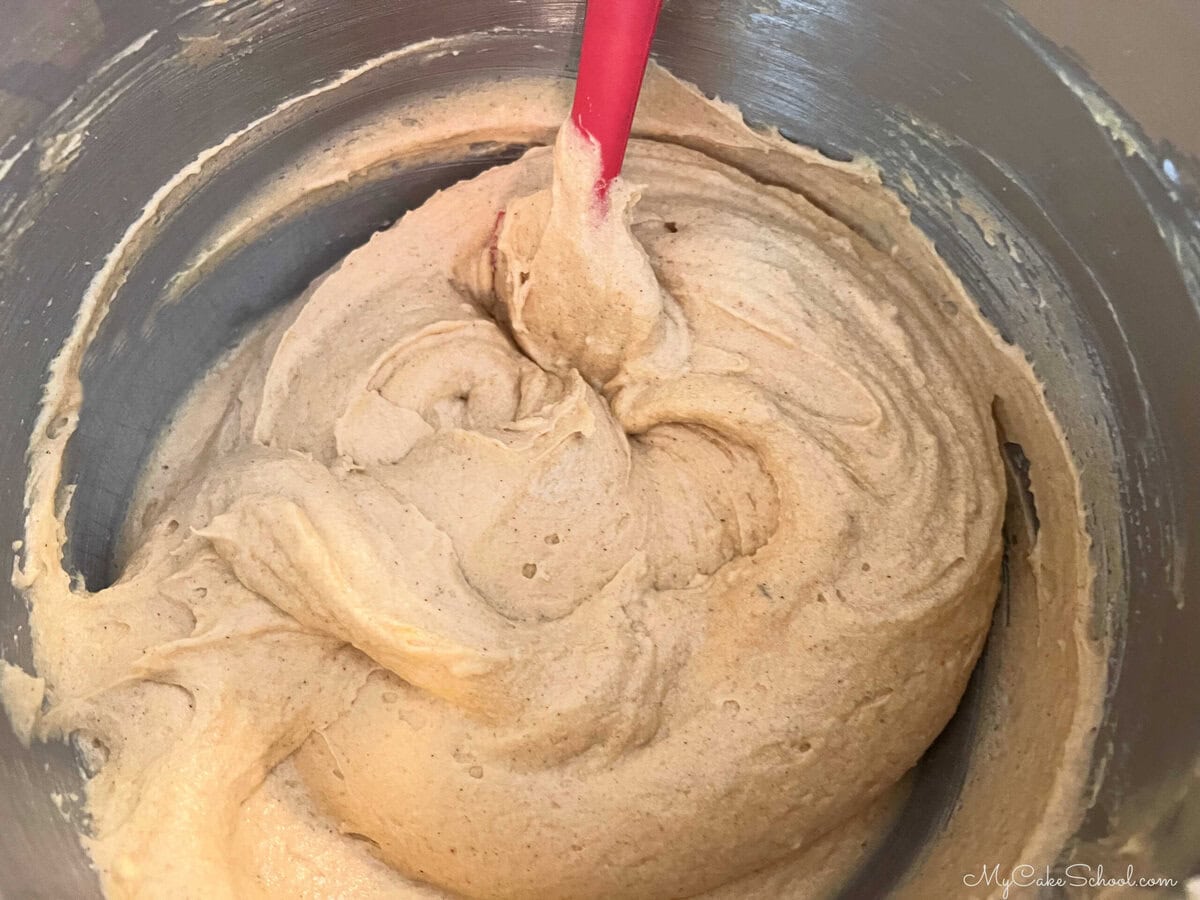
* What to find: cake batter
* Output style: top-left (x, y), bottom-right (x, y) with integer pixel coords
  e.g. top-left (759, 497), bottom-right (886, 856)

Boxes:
top-left (5, 68), bottom-right (1096, 899)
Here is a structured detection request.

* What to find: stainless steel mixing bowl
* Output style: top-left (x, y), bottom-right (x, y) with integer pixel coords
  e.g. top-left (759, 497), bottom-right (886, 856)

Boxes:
top-left (2, 1), bottom-right (1197, 896)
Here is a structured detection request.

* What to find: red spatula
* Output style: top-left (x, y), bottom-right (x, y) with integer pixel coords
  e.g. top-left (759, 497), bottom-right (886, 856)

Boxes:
top-left (570, 0), bottom-right (665, 202)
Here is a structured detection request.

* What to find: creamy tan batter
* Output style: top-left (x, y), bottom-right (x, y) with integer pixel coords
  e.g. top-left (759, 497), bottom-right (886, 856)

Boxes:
top-left (6, 68), bottom-right (1102, 899)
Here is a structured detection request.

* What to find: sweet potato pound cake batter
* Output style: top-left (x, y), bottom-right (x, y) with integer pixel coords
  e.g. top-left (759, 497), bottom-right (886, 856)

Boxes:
top-left (8, 70), bottom-right (1094, 899)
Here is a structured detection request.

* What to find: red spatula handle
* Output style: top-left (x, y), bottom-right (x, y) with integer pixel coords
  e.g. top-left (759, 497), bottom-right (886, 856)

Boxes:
top-left (570, 0), bottom-right (664, 198)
